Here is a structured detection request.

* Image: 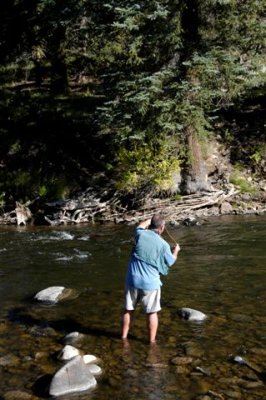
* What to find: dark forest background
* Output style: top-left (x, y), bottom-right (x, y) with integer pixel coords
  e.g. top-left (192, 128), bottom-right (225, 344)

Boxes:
top-left (0, 0), bottom-right (265, 207)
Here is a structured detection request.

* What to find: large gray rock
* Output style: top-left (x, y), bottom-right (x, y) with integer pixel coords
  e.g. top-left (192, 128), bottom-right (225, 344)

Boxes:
top-left (49, 355), bottom-right (97, 397)
top-left (220, 201), bottom-right (233, 214)
top-left (177, 307), bottom-right (207, 321)
top-left (34, 286), bottom-right (72, 303)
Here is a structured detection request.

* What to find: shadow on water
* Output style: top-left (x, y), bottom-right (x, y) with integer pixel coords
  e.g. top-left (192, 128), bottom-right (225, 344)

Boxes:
top-left (7, 306), bottom-right (123, 340)
top-left (6, 302), bottom-right (145, 345)
top-left (7, 285), bottom-right (148, 344)
top-left (32, 374), bottom-right (53, 398)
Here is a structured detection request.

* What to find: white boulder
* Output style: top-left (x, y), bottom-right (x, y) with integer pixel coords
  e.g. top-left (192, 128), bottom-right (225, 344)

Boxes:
top-left (34, 286), bottom-right (72, 303)
top-left (58, 345), bottom-right (80, 361)
top-left (49, 355), bottom-right (97, 397)
top-left (83, 354), bottom-right (97, 364)
top-left (177, 307), bottom-right (207, 321)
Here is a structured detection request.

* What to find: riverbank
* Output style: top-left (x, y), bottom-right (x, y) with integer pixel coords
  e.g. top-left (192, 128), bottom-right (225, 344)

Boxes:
top-left (0, 181), bottom-right (265, 226)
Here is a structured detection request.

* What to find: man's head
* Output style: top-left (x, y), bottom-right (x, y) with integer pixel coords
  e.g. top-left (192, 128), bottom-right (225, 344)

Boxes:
top-left (150, 213), bottom-right (165, 235)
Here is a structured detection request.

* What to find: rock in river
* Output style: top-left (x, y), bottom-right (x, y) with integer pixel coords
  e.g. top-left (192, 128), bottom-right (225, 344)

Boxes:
top-left (34, 286), bottom-right (73, 304)
top-left (63, 331), bottom-right (85, 344)
top-left (49, 355), bottom-right (97, 397)
top-left (58, 345), bottom-right (80, 361)
top-left (177, 307), bottom-right (207, 321)
top-left (83, 354), bottom-right (97, 364)
top-left (87, 363), bottom-right (102, 375)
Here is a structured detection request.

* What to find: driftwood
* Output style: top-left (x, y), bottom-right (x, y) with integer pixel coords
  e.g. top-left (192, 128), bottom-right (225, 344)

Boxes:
top-left (113, 187), bottom-right (240, 223)
top-left (43, 187), bottom-right (240, 225)
top-left (15, 202), bottom-right (32, 225)
top-left (44, 187), bottom-right (126, 225)
top-left (0, 202), bottom-right (32, 225)
top-left (0, 210), bottom-right (17, 225)
top-left (0, 186), bottom-right (246, 226)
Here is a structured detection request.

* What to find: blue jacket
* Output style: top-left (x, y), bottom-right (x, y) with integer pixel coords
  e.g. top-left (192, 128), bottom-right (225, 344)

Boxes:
top-left (126, 227), bottom-right (176, 290)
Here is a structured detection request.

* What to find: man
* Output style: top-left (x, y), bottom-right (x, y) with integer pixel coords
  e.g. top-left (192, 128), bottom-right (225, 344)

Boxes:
top-left (122, 213), bottom-right (180, 343)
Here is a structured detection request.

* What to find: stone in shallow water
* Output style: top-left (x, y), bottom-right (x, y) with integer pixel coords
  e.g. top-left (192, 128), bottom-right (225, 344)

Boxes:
top-left (63, 331), bottom-right (85, 344)
top-left (34, 286), bottom-right (68, 303)
top-left (87, 363), bottom-right (102, 375)
top-left (58, 345), bottom-right (80, 361)
top-left (223, 389), bottom-right (242, 399)
top-left (3, 390), bottom-right (38, 400)
top-left (0, 354), bottom-right (19, 366)
top-left (145, 362), bottom-right (168, 369)
top-left (183, 341), bottom-right (204, 357)
top-left (49, 355), bottom-right (97, 397)
top-left (171, 356), bottom-right (193, 365)
top-left (83, 354), bottom-right (97, 364)
top-left (177, 307), bottom-right (207, 321)
top-left (175, 366), bottom-right (190, 375)
top-left (240, 380), bottom-right (264, 389)
top-left (250, 347), bottom-right (266, 357)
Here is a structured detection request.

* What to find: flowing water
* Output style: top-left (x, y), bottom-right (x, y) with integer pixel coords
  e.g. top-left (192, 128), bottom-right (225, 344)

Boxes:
top-left (0, 215), bottom-right (266, 400)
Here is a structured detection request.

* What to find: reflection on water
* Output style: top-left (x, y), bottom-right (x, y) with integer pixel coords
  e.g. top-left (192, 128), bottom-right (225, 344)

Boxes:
top-left (0, 215), bottom-right (266, 399)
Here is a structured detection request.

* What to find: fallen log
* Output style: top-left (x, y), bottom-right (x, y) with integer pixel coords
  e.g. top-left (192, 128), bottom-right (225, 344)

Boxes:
top-left (0, 186), bottom-right (242, 226)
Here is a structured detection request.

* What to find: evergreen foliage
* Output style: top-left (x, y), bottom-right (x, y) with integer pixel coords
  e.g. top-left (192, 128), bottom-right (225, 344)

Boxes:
top-left (0, 0), bottom-right (265, 202)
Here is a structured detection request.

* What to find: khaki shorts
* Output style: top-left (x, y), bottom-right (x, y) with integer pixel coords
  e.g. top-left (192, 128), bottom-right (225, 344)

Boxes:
top-left (124, 286), bottom-right (161, 314)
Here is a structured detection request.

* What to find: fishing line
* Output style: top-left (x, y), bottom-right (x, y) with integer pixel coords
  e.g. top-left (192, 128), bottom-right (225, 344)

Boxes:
top-left (164, 224), bottom-right (178, 245)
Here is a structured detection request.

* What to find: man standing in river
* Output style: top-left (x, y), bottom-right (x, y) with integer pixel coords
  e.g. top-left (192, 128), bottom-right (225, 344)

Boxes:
top-left (122, 213), bottom-right (180, 343)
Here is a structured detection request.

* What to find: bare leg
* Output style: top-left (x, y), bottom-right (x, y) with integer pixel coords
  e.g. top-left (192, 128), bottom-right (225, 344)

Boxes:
top-left (122, 310), bottom-right (133, 339)
top-left (147, 312), bottom-right (158, 343)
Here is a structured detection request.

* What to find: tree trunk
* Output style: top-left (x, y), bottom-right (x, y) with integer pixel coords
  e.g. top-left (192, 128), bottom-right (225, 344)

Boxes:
top-left (50, 24), bottom-right (68, 94)
top-left (180, 0), bottom-right (210, 194)
top-left (181, 125), bottom-right (209, 194)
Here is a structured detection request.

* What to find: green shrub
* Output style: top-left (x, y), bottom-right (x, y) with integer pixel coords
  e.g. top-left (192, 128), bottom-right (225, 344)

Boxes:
top-left (229, 171), bottom-right (257, 194)
top-left (115, 146), bottom-right (180, 194)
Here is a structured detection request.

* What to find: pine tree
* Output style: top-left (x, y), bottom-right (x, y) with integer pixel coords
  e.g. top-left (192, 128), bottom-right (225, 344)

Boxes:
top-left (0, 0), bottom-right (265, 201)
top-left (94, 0), bottom-right (265, 196)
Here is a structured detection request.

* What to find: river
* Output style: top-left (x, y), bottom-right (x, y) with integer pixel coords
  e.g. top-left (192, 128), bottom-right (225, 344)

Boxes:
top-left (0, 215), bottom-right (265, 399)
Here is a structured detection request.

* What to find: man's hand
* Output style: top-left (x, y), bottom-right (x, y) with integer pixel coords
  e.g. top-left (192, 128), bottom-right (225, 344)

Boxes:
top-left (172, 243), bottom-right (180, 258)
top-left (138, 218), bottom-right (151, 229)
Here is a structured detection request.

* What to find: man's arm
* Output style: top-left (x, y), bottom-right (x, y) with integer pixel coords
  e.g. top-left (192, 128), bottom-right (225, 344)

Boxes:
top-left (172, 243), bottom-right (180, 259)
top-left (137, 218), bottom-right (151, 230)
top-left (164, 243), bottom-right (180, 268)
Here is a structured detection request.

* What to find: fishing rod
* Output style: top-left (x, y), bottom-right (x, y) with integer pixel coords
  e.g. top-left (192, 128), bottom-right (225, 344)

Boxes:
top-left (164, 224), bottom-right (178, 246)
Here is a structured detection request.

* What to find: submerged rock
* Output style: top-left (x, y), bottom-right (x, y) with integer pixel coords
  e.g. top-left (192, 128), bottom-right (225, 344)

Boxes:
top-left (34, 286), bottom-right (73, 304)
top-left (63, 331), bottom-right (85, 344)
top-left (177, 307), bottom-right (207, 321)
top-left (171, 356), bottom-right (193, 365)
top-left (175, 365), bottom-right (190, 375)
top-left (3, 390), bottom-right (38, 400)
top-left (182, 341), bottom-right (205, 357)
top-left (0, 354), bottom-right (20, 366)
top-left (49, 355), bottom-right (97, 397)
top-left (194, 366), bottom-right (211, 376)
